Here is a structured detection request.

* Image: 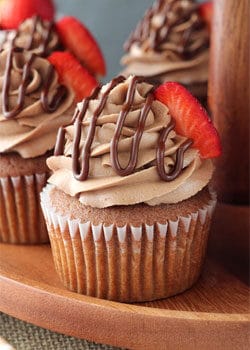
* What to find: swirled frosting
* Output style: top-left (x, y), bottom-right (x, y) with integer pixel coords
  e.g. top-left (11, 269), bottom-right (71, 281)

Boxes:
top-left (121, 0), bottom-right (209, 85)
top-left (0, 16), bottom-right (60, 56)
top-left (47, 76), bottom-right (213, 208)
top-left (0, 48), bottom-right (75, 158)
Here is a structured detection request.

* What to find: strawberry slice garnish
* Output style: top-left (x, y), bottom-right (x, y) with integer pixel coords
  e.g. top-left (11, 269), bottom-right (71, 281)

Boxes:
top-left (0, 0), bottom-right (55, 29)
top-left (56, 16), bottom-right (106, 77)
top-left (154, 82), bottom-right (221, 159)
top-left (48, 51), bottom-right (99, 102)
top-left (199, 1), bottom-right (213, 31)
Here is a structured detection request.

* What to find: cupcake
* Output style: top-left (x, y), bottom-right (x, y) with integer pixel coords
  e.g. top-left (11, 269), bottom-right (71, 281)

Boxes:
top-left (121, 0), bottom-right (211, 104)
top-left (41, 75), bottom-right (221, 302)
top-left (0, 2), bottom-right (107, 245)
top-left (0, 46), bottom-right (76, 244)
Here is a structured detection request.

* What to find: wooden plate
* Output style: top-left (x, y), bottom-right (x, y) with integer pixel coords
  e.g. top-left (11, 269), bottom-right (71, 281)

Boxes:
top-left (0, 203), bottom-right (249, 350)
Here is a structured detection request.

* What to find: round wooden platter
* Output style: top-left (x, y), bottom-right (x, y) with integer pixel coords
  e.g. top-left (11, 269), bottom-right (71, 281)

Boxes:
top-left (0, 204), bottom-right (249, 350)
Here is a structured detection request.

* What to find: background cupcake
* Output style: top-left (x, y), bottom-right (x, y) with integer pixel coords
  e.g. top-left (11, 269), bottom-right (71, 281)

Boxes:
top-left (121, 0), bottom-right (211, 104)
top-left (0, 47), bottom-right (76, 244)
top-left (0, 0), bottom-right (107, 246)
top-left (41, 75), bottom-right (221, 302)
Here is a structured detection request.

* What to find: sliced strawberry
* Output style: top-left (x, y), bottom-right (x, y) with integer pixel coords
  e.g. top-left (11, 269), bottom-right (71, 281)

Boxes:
top-left (0, 0), bottom-right (55, 29)
top-left (48, 51), bottom-right (99, 102)
top-left (56, 16), bottom-right (106, 77)
top-left (154, 82), bottom-right (221, 159)
top-left (199, 1), bottom-right (213, 31)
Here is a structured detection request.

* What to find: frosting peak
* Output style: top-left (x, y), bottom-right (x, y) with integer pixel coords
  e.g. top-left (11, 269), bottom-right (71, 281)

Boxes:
top-left (0, 16), bottom-right (60, 56)
top-left (121, 0), bottom-right (209, 85)
top-left (0, 48), bottom-right (75, 158)
top-left (124, 0), bottom-right (207, 58)
top-left (47, 76), bottom-right (213, 208)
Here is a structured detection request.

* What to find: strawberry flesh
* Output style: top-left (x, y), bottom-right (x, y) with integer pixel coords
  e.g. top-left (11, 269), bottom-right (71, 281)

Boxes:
top-left (0, 0), bottom-right (55, 29)
top-left (154, 82), bottom-right (222, 159)
top-left (56, 16), bottom-right (106, 77)
top-left (48, 51), bottom-right (99, 102)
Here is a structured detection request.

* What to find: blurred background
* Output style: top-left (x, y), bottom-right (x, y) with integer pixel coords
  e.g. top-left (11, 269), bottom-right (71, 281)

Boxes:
top-left (55, 0), bottom-right (204, 82)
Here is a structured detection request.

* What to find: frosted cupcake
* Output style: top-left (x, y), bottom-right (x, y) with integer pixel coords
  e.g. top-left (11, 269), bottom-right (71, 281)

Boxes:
top-left (41, 75), bottom-right (221, 302)
top-left (121, 0), bottom-right (210, 103)
top-left (0, 47), bottom-right (75, 244)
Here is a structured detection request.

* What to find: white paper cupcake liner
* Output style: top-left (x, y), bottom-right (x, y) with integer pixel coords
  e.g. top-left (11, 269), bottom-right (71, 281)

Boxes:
top-left (41, 185), bottom-right (217, 302)
top-left (0, 173), bottom-right (49, 244)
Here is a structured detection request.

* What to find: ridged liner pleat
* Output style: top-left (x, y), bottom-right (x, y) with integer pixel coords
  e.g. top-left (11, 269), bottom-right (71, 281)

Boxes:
top-left (41, 186), bottom-right (217, 302)
top-left (0, 173), bottom-right (49, 244)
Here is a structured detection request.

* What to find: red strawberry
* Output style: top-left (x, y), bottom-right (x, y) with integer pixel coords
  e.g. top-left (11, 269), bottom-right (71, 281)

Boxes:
top-left (48, 52), bottom-right (99, 102)
top-left (0, 0), bottom-right (55, 29)
top-left (199, 1), bottom-right (213, 31)
top-left (154, 82), bottom-right (221, 159)
top-left (56, 16), bottom-right (106, 77)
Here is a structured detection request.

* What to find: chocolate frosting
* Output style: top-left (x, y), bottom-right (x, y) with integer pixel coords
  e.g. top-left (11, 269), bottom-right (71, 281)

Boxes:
top-left (124, 0), bottom-right (208, 59)
top-left (121, 0), bottom-right (209, 84)
top-left (55, 75), bottom-right (192, 182)
top-left (2, 47), bottom-right (67, 120)
top-left (48, 76), bottom-right (213, 207)
top-left (0, 48), bottom-right (75, 158)
top-left (0, 16), bottom-right (59, 56)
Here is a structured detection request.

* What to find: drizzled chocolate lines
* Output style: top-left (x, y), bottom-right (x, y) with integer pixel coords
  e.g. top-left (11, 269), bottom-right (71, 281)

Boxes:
top-left (111, 76), bottom-right (154, 176)
top-left (2, 47), bottom-right (36, 119)
top-left (124, 0), bottom-right (176, 51)
top-left (26, 15), bottom-right (40, 51)
top-left (54, 76), bottom-right (125, 180)
top-left (157, 119), bottom-right (193, 181)
top-left (124, 0), bottom-right (208, 59)
top-left (39, 19), bottom-right (55, 56)
top-left (41, 64), bottom-right (67, 113)
top-left (2, 46), bottom-right (67, 119)
top-left (72, 76), bottom-right (127, 181)
top-left (54, 75), bottom-right (192, 182)
top-left (71, 86), bottom-right (102, 181)
top-left (0, 15), bottom-right (55, 56)
top-left (25, 15), bottom-right (54, 55)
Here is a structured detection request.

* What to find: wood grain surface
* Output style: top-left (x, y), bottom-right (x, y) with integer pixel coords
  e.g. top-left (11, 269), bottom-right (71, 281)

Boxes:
top-left (208, 0), bottom-right (250, 204)
top-left (0, 203), bottom-right (249, 350)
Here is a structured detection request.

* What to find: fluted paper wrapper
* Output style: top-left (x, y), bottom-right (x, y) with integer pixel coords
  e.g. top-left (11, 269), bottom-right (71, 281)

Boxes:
top-left (41, 186), bottom-right (216, 302)
top-left (0, 173), bottom-right (49, 244)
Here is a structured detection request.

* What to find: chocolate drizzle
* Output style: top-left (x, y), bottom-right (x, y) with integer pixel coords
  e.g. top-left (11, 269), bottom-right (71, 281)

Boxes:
top-left (41, 64), bottom-right (67, 113)
top-left (54, 75), bottom-right (193, 182)
top-left (2, 48), bottom-right (35, 119)
top-left (0, 16), bottom-right (56, 56)
top-left (1, 46), bottom-right (67, 119)
top-left (156, 119), bottom-right (193, 181)
top-left (124, 0), bottom-right (209, 59)
top-left (110, 76), bottom-right (154, 176)
top-left (72, 76), bottom-right (124, 181)
top-left (71, 86), bottom-right (102, 181)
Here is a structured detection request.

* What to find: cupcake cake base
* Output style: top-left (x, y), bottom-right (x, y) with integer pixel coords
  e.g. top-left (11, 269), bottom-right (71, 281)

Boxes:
top-left (0, 153), bottom-right (50, 244)
top-left (41, 185), bottom-right (216, 302)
